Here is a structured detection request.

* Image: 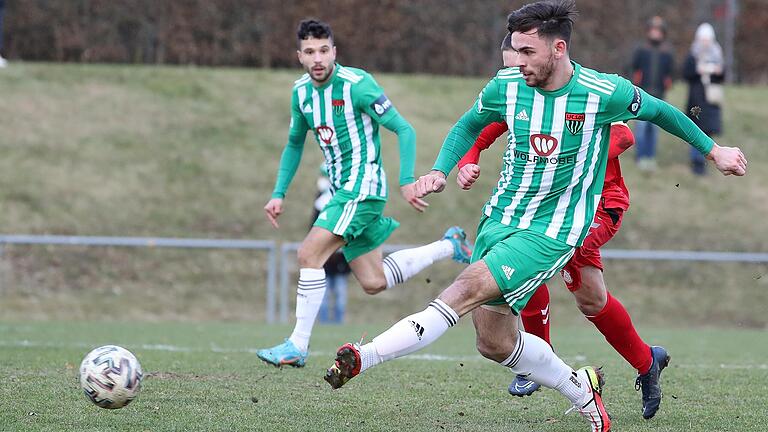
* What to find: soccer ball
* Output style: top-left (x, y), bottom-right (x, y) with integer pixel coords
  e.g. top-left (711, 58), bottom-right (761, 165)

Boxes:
top-left (79, 345), bottom-right (143, 409)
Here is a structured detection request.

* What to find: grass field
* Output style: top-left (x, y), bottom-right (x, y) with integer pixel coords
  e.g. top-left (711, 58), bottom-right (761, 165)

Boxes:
top-left (1, 321), bottom-right (767, 431)
top-left (0, 63), bottom-right (765, 327)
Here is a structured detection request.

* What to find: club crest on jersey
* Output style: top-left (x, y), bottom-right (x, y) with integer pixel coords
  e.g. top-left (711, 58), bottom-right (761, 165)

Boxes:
top-left (565, 113), bottom-right (585, 135)
top-left (316, 126), bottom-right (335, 145)
top-left (332, 99), bottom-right (345, 116)
top-left (529, 134), bottom-right (558, 157)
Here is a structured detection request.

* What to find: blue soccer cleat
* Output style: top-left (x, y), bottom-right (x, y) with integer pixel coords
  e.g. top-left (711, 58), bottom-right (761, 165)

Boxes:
top-left (635, 345), bottom-right (671, 419)
top-left (508, 374), bottom-right (541, 397)
top-left (443, 226), bottom-right (473, 264)
top-left (256, 339), bottom-right (307, 368)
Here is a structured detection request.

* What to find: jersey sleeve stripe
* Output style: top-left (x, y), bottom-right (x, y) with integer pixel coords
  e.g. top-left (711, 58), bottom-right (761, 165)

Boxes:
top-left (337, 68), bottom-right (363, 83)
top-left (294, 74), bottom-right (311, 87)
top-left (577, 78), bottom-right (614, 96)
top-left (580, 70), bottom-right (617, 89)
top-left (578, 74), bottom-right (616, 93)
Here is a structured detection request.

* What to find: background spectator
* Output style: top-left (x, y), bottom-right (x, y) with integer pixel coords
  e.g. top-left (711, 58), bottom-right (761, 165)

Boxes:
top-left (0, 0), bottom-right (6, 67)
top-left (630, 16), bottom-right (674, 171)
top-left (684, 22), bottom-right (724, 176)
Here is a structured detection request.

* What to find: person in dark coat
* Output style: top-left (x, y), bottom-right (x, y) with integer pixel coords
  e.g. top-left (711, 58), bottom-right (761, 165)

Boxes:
top-left (684, 23), bottom-right (725, 175)
top-left (630, 16), bottom-right (675, 171)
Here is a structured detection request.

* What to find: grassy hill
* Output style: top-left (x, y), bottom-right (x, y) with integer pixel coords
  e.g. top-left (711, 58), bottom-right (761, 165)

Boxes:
top-left (0, 63), bottom-right (765, 326)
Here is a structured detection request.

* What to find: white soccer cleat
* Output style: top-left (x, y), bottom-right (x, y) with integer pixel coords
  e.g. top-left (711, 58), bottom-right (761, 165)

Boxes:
top-left (572, 366), bottom-right (611, 432)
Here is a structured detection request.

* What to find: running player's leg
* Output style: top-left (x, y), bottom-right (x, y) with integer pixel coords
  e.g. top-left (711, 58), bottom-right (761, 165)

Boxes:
top-left (509, 283), bottom-right (551, 396)
top-left (324, 260), bottom-right (496, 389)
top-left (472, 307), bottom-right (609, 432)
top-left (257, 226), bottom-right (344, 367)
top-left (346, 216), bottom-right (471, 294)
top-left (565, 205), bottom-right (669, 419)
top-left (520, 284), bottom-right (551, 344)
top-left (325, 220), bottom-right (609, 431)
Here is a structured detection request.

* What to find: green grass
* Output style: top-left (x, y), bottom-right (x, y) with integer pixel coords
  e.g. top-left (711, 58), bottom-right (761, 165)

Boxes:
top-left (0, 63), bottom-right (766, 326)
top-left (1, 321), bottom-right (767, 431)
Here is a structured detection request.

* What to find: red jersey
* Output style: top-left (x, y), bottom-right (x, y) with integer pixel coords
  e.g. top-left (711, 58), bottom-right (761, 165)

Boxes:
top-left (458, 122), bottom-right (635, 211)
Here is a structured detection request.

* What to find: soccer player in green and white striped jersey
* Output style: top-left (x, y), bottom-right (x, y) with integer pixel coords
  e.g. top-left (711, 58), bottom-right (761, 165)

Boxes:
top-left (325, 2), bottom-right (746, 431)
top-left (257, 20), bottom-right (473, 368)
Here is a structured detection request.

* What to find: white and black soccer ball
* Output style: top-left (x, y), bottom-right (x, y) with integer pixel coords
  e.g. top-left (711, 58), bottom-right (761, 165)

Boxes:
top-left (79, 345), bottom-right (143, 409)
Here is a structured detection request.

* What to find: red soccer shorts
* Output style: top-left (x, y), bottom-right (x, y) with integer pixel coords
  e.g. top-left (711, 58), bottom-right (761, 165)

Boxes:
top-left (561, 205), bottom-right (623, 292)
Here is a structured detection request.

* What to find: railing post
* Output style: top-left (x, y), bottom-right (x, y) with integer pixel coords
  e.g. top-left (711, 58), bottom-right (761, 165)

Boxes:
top-left (265, 242), bottom-right (277, 324)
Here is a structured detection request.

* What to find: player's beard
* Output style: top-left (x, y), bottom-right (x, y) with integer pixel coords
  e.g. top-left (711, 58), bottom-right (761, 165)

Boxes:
top-left (309, 63), bottom-right (333, 84)
top-left (525, 54), bottom-right (556, 88)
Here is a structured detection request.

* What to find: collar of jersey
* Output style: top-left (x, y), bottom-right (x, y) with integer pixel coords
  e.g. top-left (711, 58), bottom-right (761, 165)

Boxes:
top-left (533, 61), bottom-right (581, 98)
top-left (311, 63), bottom-right (341, 90)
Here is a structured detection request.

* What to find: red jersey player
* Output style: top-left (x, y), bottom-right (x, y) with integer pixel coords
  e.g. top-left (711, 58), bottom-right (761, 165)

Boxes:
top-left (456, 34), bottom-right (670, 421)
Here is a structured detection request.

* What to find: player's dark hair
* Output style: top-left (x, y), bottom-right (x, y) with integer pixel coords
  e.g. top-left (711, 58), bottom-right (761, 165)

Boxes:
top-left (297, 19), bottom-right (333, 47)
top-left (500, 33), bottom-right (513, 51)
top-left (507, 0), bottom-right (578, 45)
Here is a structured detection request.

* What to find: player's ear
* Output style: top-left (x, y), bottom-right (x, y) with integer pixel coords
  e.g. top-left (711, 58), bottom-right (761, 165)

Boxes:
top-left (553, 39), bottom-right (567, 59)
top-left (296, 50), bottom-right (302, 62)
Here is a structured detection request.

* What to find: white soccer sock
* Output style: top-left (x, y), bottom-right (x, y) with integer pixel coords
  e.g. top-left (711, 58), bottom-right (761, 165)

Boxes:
top-left (288, 268), bottom-right (326, 352)
top-left (359, 299), bottom-right (459, 372)
top-left (501, 331), bottom-right (587, 406)
top-left (382, 240), bottom-right (454, 288)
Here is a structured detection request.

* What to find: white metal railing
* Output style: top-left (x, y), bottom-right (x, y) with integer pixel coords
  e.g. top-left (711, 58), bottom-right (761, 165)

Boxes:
top-left (1, 235), bottom-right (765, 324)
top-left (278, 243), bottom-right (768, 322)
top-left (0, 235), bottom-right (278, 323)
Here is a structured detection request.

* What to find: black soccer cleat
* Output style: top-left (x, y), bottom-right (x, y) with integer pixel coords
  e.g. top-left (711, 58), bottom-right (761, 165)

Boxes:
top-left (635, 345), bottom-right (671, 419)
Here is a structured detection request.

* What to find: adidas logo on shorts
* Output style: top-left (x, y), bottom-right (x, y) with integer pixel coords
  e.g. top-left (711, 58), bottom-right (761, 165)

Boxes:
top-left (501, 265), bottom-right (515, 280)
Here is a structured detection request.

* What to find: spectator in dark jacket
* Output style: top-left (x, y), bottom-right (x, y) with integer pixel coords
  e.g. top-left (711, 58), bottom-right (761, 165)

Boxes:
top-left (630, 16), bottom-right (674, 171)
top-left (0, 0), bottom-right (7, 67)
top-left (684, 23), bottom-right (725, 175)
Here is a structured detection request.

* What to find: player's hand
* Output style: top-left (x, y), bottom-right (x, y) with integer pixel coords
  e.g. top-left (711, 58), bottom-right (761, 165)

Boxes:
top-left (457, 164), bottom-right (481, 190)
top-left (400, 183), bottom-right (429, 212)
top-left (707, 144), bottom-right (747, 176)
top-left (264, 198), bottom-right (284, 229)
top-left (414, 171), bottom-right (447, 198)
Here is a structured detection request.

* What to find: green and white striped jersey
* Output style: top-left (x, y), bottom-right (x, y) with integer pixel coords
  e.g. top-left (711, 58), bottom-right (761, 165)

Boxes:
top-left (287, 64), bottom-right (399, 198)
top-left (434, 62), bottom-right (713, 247)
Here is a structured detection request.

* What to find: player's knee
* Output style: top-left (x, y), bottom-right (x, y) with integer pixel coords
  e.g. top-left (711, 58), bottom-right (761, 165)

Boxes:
top-left (296, 245), bottom-right (323, 268)
top-left (360, 277), bottom-right (387, 295)
top-left (573, 285), bottom-right (606, 315)
top-left (475, 334), bottom-right (514, 362)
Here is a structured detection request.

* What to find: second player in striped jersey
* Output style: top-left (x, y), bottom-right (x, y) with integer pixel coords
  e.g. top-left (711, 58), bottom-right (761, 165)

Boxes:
top-left (259, 19), bottom-right (472, 368)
